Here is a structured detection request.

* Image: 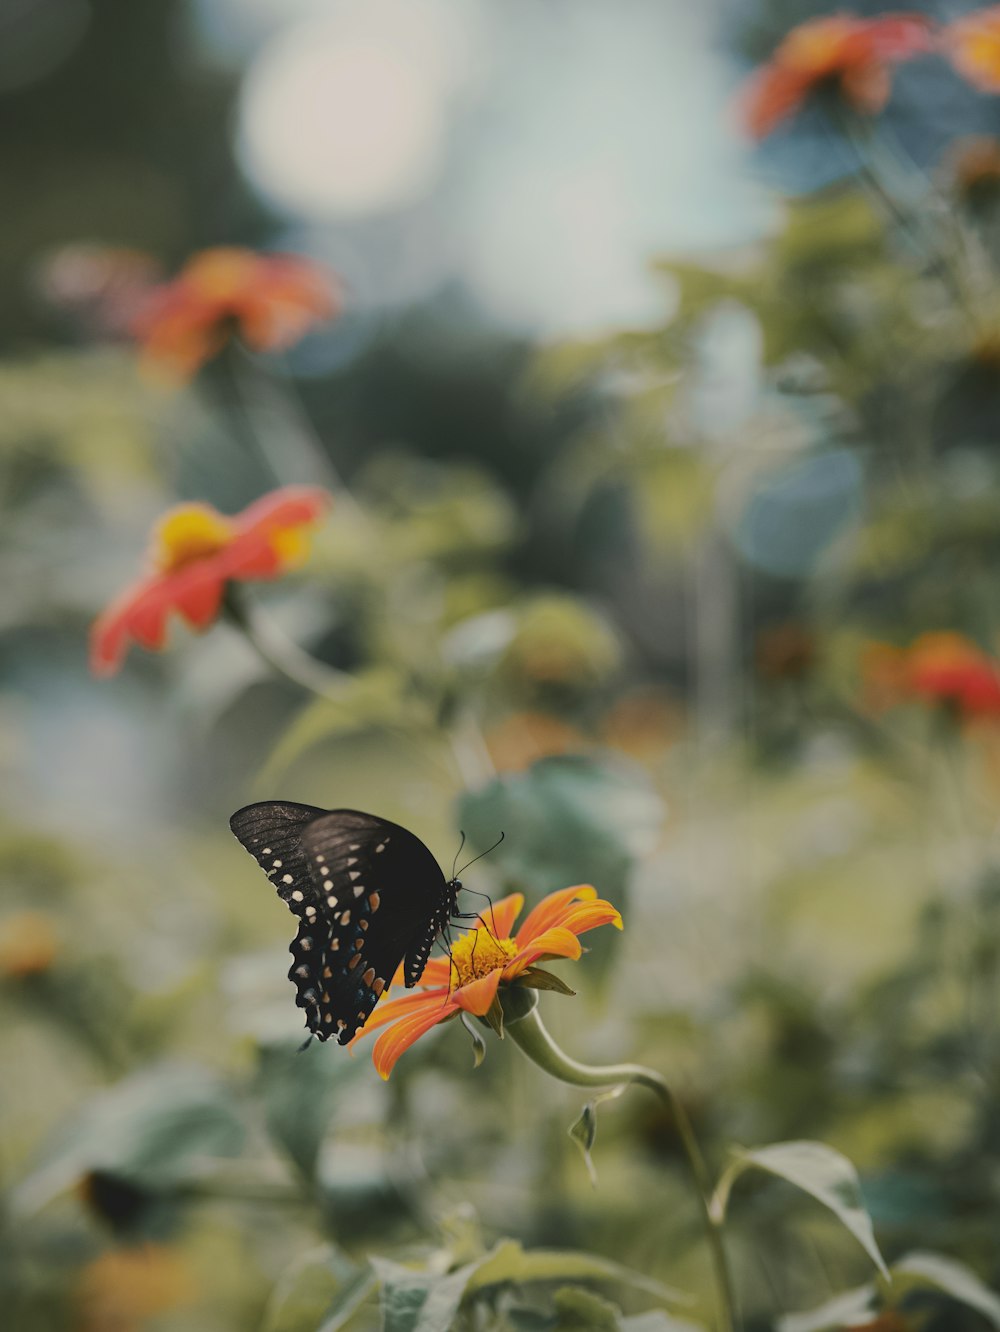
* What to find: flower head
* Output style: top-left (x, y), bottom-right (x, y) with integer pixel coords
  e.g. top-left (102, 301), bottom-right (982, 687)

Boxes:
top-left (133, 247), bottom-right (340, 381)
top-left (351, 885), bottom-right (623, 1078)
top-left (946, 6), bottom-right (1000, 93)
top-left (739, 13), bottom-right (933, 139)
top-left (90, 486), bottom-right (331, 676)
top-left (862, 632), bottom-right (1000, 720)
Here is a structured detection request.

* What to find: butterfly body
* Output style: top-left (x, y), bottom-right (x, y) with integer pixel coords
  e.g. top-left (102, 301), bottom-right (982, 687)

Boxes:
top-left (230, 803), bottom-right (460, 1044)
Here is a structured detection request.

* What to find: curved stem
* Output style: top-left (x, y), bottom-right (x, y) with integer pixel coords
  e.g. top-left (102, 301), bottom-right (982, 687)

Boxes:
top-left (505, 1004), bottom-right (738, 1332)
top-left (224, 587), bottom-right (351, 702)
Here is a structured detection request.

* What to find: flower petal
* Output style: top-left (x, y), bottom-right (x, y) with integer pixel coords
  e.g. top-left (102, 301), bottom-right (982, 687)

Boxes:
top-left (516, 885), bottom-right (597, 948)
top-left (371, 1000), bottom-right (457, 1079)
top-left (348, 987), bottom-right (450, 1046)
top-left (416, 957), bottom-right (453, 988)
top-left (554, 901), bottom-right (624, 936)
top-left (452, 967), bottom-right (502, 1017)
top-left (476, 892), bottom-right (524, 939)
top-left (508, 926), bottom-right (583, 975)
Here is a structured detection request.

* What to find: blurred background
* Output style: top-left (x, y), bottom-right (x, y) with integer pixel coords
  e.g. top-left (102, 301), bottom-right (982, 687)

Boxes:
top-left (6, 0), bottom-right (1000, 1329)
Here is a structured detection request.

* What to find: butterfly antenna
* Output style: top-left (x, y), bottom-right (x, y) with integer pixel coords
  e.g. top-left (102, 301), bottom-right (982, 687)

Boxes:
top-left (297, 1034), bottom-right (315, 1053)
top-left (456, 831), bottom-right (505, 878)
top-left (451, 830), bottom-right (467, 882)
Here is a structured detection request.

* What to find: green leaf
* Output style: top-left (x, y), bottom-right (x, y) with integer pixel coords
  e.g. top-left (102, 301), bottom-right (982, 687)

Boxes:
top-left (459, 1014), bottom-right (487, 1068)
top-left (553, 1285), bottom-right (619, 1330)
top-left (569, 1087), bottom-right (625, 1187)
top-left (258, 1246), bottom-right (372, 1332)
top-left (892, 1251), bottom-right (1000, 1327)
top-left (464, 1240), bottom-right (690, 1307)
top-left (775, 1285), bottom-right (877, 1332)
top-left (458, 756), bottom-right (662, 974)
top-left (481, 996), bottom-right (505, 1040)
top-left (316, 1269), bottom-right (379, 1332)
top-left (373, 1256), bottom-right (482, 1332)
top-left (12, 1064), bottom-right (245, 1214)
top-left (517, 967), bottom-right (577, 996)
top-left (710, 1140), bottom-right (888, 1279)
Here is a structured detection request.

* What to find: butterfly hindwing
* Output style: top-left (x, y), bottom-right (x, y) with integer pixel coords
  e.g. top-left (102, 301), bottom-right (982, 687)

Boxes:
top-left (231, 803), bottom-right (454, 1046)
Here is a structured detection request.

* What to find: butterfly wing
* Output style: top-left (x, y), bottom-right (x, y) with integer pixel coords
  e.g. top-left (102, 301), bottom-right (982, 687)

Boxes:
top-left (300, 811), bottom-right (451, 1042)
top-left (230, 803), bottom-right (452, 1045)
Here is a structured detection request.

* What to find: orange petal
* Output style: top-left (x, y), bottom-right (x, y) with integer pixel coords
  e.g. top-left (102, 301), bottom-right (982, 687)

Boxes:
top-left (452, 967), bottom-right (502, 1017)
top-left (89, 577), bottom-right (160, 676)
top-left (475, 892), bottom-right (524, 939)
top-left (167, 564), bottom-right (227, 629)
top-left (417, 957), bottom-right (453, 988)
top-left (371, 1000), bottom-right (456, 1078)
top-left (555, 901), bottom-right (624, 936)
top-left (347, 987), bottom-right (450, 1046)
top-left (508, 926), bottom-right (582, 975)
top-left (516, 885), bottom-right (597, 948)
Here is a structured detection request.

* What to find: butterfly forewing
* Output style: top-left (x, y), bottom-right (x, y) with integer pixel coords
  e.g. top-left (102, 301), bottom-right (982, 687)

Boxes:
top-left (230, 803), bottom-right (453, 1046)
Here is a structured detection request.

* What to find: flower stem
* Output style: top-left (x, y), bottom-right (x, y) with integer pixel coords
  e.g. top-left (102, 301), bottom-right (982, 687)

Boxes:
top-left (224, 587), bottom-right (351, 702)
top-left (504, 1003), bottom-right (738, 1332)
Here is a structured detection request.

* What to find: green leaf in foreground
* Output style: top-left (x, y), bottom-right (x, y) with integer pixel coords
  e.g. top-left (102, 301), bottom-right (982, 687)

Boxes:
top-left (892, 1250), bottom-right (1000, 1328)
top-left (710, 1140), bottom-right (888, 1279)
top-left (775, 1284), bottom-right (877, 1332)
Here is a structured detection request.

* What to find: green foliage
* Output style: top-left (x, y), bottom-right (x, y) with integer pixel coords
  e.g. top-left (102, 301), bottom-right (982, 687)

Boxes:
top-left (711, 1140), bottom-right (888, 1278)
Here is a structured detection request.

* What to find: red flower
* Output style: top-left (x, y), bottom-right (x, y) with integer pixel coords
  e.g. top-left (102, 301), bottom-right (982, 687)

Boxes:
top-left (90, 487), bottom-right (332, 676)
top-left (350, 885), bottom-right (623, 1079)
top-left (739, 13), bottom-right (933, 139)
top-left (133, 247), bottom-right (340, 381)
top-left (862, 632), bottom-right (1000, 720)
top-left (946, 6), bottom-right (1000, 93)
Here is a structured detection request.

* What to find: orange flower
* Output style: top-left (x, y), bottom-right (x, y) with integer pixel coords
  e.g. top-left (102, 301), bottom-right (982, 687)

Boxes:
top-left (351, 885), bottom-right (623, 1078)
top-left (76, 1243), bottom-right (195, 1332)
top-left (862, 632), bottom-right (1000, 719)
top-left (90, 486), bottom-right (331, 676)
top-left (133, 247), bottom-right (340, 381)
top-left (946, 6), bottom-right (1000, 93)
top-left (739, 13), bottom-right (933, 139)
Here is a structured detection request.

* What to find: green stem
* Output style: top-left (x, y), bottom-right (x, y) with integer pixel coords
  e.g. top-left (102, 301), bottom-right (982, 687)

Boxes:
top-left (224, 587), bottom-right (351, 702)
top-left (504, 1000), bottom-right (738, 1332)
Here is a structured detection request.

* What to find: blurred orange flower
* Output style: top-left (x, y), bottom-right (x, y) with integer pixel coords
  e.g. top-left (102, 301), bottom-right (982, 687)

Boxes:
top-left (0, 911), bottom-right (58, 978)
top-left (946, 6), bottom-right (1000, 93)
top-left (862, 632), bottom-right (1000, 719)
top-left (351, 886), bottom-right (623, 1078)
top-left (739, 13), bottom-right (933, 138)
top-left (133, 247), bottom-right (340, 381)
top-left (90, 486), bottom-right (331, 676)
top-left (76, 1243), bottom-right (194, 1332)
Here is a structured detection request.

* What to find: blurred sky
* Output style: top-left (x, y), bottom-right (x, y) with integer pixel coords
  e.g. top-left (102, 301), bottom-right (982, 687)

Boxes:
top-left (189, 0), bottom-right (773, 339)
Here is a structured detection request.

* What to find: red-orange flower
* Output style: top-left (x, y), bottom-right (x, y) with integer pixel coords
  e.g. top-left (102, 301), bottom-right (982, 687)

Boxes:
top-left (133, 247), bottom-right (340, 381)
top-left (862, 632), bottom-right (1000, 719)
top-left (739, 13), bottom-right (933, 139)
top-left (90, 487), bottom-right (332, 676)
top-left (946, 6), bottom-right (1000, 93)
top-left (351, 886), bottom-right (623, 1078)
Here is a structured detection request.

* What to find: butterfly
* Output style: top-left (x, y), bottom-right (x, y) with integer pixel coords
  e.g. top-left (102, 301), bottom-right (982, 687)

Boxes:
top-left (229, 803), bottom-right (463, 1045)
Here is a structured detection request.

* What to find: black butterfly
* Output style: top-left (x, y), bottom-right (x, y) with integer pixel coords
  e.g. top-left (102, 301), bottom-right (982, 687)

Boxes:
top-left (229, 803), bottom-right (462, 1045)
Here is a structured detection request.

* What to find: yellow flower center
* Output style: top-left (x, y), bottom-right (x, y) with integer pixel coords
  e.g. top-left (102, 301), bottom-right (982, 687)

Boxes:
top-left (448, 927), bottom-right (518, 993)
top-left (152, 505), bottom-right (234, 573)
